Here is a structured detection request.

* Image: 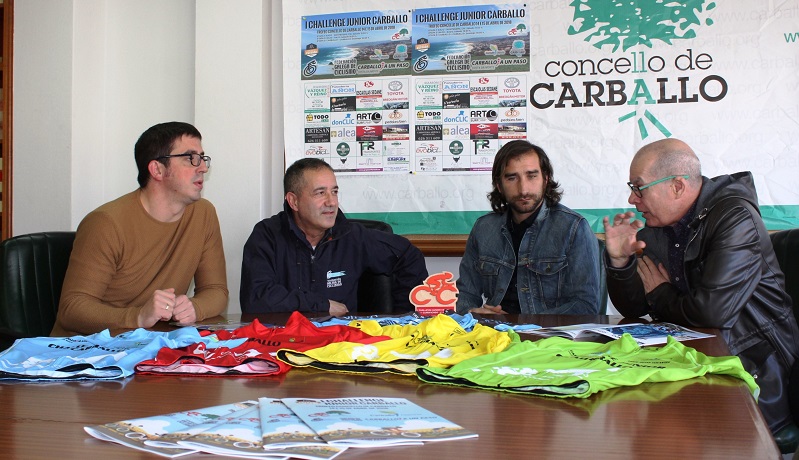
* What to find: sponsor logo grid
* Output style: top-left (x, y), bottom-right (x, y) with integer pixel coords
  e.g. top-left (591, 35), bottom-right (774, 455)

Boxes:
top-left (304, 74), bottom-right (526, 173)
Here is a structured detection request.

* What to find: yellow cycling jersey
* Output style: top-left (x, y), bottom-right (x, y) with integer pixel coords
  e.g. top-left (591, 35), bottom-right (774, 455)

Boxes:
top-left (276, 314), bottom-right (518, 375)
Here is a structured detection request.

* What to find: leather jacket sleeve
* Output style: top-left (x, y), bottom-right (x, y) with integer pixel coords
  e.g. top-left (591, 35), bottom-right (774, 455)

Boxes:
top-left (606, 254), bottom-right (650, 318)
top-left (608, 199), bottom-right (769, 329)
top-left (649, 200), bottom-right (769, 328)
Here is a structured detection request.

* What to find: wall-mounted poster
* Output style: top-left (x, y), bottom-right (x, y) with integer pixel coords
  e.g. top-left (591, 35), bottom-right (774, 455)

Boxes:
top-left (301, 10), bottom-right (413, 80)
top-left (411, 4), bottom-right (529, 75)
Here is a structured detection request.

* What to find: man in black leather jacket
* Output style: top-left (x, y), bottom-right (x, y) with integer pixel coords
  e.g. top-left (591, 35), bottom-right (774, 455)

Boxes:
top-left (604, 138), bottom-right (799, 439)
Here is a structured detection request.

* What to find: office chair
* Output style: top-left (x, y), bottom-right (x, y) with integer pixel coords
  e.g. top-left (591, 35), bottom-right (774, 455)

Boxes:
top-left (0, 231), bottom-right (76, 350)
top-left (596, 237), bottom-right (608, 314)
top-left (769, 229), bottom-right (799, 453)
top-left (348, 219), bottom-right (395, 314)
top-left (770, 229), bottom-right (799, 322)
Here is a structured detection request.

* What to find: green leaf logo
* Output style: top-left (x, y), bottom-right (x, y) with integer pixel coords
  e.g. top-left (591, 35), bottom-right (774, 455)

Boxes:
top-left (568, 0), bottom-right (716, 52)
top-left (566, 1), bottom-right (717, 138)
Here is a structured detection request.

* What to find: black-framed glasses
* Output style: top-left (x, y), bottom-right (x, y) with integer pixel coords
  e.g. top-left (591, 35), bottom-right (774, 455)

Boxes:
top-left (627, 174), bottom-right (689, 198)
top-left (156, 153), bottom-right (211, 168)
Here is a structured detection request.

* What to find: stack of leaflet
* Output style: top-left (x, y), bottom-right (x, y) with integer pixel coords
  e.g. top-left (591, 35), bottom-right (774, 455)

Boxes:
top-left (85, 397), bottom-right (477, 459)
top-left (518, 322), bottom-right (714, 346)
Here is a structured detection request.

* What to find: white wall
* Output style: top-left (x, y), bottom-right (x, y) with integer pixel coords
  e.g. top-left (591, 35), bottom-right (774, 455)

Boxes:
top-left (72, 0), bottom-right (199, 222)
top-left (13, 0), bottom-right (74, 233)
top-left (15, 0), bottom-right (199, 234)
top-left (194, 0), bottom-right (278, 314)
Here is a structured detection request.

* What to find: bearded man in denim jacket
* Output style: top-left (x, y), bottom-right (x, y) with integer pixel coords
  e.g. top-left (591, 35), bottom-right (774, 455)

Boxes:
top-left (456, 140), bottom-right (601, 315)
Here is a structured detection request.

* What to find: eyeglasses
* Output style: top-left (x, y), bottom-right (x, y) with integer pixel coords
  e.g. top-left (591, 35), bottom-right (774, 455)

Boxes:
top-left (627, 174), bottom-right (689, 198)
top-left (156, 153), bottom-right (211, 168)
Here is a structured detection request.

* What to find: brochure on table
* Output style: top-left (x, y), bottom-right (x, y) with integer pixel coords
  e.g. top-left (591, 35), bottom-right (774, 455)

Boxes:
top-left (85, 397), bottom-right (475, 458)
top-left (84, 401), bottom-right (258, 458)
top-left (282, 397), bottom-right (477, 446)
top-left (173, 399), bottom-right (345, 459)
top-left (519, 322), bottom-right (714, 346)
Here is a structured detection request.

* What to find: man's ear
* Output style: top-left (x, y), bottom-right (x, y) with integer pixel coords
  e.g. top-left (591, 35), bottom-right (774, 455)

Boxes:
top-left (672, 176), bottom-right (686, 198)
top-left (148, 160), bottom-right (165, 182)
top-left (286, 192), bottom-right (299, 212)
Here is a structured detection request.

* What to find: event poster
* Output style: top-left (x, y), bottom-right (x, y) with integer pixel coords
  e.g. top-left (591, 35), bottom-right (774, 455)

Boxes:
top-left (301, 3), bottom-right (528, 174)
top-left (301, 10), bottom-right (413, 80)
top-left (411, 4), bottom-right (530, 75)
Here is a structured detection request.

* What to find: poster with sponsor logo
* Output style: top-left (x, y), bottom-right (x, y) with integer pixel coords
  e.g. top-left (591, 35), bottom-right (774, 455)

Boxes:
top-left (382, 78), bottom-right (412, 172)
top-left (411, 4), bottom-right (529, 76)
top-left (304, 77), bottom-right (413, 173)
top-left (415, 74), bottom-right (525, 172)
top-left (300, 4), bottom-right (529, 175)
top-left (301, 9), bottom-right (415, 172)
top-left (301, 10), bottom-right (413, 80)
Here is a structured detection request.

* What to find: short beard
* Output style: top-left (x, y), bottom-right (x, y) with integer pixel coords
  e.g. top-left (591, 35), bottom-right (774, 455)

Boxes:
top-left (506, 193), bottom-right (543, 217)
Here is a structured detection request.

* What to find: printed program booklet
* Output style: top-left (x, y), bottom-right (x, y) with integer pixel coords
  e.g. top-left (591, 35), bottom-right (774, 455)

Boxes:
top-left (281, 397), bottom-right (477, 447)
top-left (85, 399), bottom-right (344, 459)
top-left (84, 400), bottom-right (259, 458)
top-left (86, 397), bottom-right (474, 457)
top-left (174, 398), bottom-right (346, 459)
top-left (518, 322), bottom-right (714, 346)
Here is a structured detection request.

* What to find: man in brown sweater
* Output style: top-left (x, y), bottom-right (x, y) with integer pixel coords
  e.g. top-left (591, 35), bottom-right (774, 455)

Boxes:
top-left (51, 122), bottom-right (228, 336)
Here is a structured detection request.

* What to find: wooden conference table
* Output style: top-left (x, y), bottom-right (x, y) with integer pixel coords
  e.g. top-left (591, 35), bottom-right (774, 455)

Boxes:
top-left (0, 313), bottom-right (781, 459)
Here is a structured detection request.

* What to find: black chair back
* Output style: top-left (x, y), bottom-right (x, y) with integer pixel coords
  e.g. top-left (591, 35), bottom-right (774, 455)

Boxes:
top-left (0, 232), bottom-right (76, 348)
top-left (769, 228), bottom-right (799, 452)
top-left (597, 238), bottom-right (608, 314)
top-left (348, 219), bottom-right (394, 314)
top-left (770, 229), bottom-right (799, 320)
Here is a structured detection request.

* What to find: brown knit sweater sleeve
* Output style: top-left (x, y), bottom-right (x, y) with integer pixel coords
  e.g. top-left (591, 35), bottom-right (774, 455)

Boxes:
top-left (52, 191), bottom-right (228, 336)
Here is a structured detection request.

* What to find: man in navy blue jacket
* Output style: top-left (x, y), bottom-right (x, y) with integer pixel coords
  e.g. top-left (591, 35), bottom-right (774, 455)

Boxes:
top-left (241, 158), bottom-right (428, 315)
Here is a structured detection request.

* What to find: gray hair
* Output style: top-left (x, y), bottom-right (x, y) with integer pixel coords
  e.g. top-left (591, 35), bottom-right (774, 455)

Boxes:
top-left (639, 139), bottom-right (702, 187)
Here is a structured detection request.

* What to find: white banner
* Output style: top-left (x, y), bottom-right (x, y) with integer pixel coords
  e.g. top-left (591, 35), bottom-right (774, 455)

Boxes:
top-left (284, 0), bottom-right (799, 233)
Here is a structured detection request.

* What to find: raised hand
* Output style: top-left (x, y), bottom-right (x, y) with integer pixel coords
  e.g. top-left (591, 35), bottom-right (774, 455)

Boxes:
top-left (602, 211), bottom-right (646, 268)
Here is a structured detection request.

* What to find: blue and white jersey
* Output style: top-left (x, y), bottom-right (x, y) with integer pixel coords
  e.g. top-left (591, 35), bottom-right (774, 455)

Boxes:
top-left (311, 312), bottom-right (429, 328)
top-left (0, 327), bottom-right (242, 380)
top-left (312, 312), bottom-right (539, 332)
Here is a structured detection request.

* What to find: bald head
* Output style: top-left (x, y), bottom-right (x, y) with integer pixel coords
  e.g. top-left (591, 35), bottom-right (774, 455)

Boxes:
top-left (633, 138), bottom-right (702, 188)
top-left (628, 138), bottom-right (703, 227)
